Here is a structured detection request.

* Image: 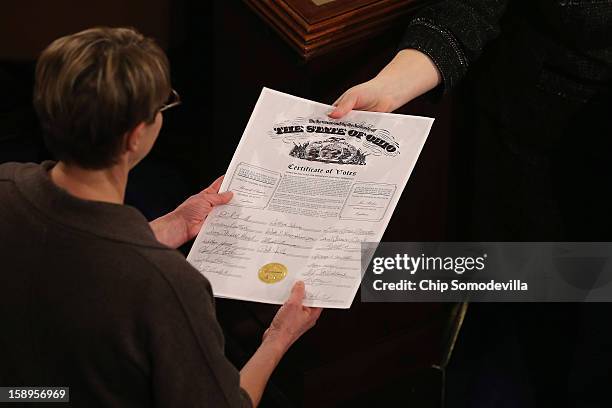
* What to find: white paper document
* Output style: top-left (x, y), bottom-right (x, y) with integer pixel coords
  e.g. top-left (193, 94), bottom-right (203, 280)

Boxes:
top-left (187, 88), bottom-right (434, 308)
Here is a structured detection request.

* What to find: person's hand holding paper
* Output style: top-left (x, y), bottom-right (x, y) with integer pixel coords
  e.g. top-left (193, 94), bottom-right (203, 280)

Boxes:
top-left (150, 176), bottom-right (233, 248)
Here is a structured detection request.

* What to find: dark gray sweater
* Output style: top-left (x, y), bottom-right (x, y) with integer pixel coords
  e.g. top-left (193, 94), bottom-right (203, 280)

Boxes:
top-left (0, 161), bottom-right (252, 407)
top-left (401, 0), bottom-right (612, 97)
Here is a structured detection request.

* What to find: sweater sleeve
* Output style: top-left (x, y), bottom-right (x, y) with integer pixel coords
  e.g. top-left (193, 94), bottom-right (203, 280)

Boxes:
top-left (139, 249), bottom-right (253, 408)
top-left (399, 0), bottom-right (509, 92)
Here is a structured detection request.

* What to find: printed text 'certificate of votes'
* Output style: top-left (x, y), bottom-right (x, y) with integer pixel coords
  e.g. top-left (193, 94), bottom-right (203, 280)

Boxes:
top-left (187, 88), bottom-right (434, 308)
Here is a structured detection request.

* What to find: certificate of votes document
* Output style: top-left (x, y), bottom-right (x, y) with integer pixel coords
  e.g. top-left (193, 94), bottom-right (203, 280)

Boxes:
top-left (187, 88), bottom-right (434, 308)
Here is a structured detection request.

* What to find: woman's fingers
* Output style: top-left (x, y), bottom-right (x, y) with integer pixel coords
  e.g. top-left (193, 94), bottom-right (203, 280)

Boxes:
top-left (287, 281), bottom-right (305, 305)
top-left (203, 175), bottom-right (225, 194)
top-left (329, 91), bottom-right (358, 119)
top-left (205, 191), bottom-right (233, 206)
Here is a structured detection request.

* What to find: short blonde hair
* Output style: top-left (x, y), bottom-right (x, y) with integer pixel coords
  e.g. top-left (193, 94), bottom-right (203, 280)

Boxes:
top-left (34, 27), bottom-right (171, 169)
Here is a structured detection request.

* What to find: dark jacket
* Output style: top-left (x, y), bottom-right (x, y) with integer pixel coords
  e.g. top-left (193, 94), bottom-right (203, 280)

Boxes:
top-left (399, 5), bottom-right (612, 408)
top-left (400, 0), bottom-right (612, 158)
top-left (0, 161), bottom-right (252, 408)
top-left (400, 0), bottom-right (612, 99)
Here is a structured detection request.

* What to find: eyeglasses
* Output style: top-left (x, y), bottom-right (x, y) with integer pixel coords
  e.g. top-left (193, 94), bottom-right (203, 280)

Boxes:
top-left (159, 89), bottom-right (181, 112)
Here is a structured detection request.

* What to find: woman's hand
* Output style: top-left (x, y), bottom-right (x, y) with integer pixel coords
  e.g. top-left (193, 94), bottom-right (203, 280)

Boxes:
top-left (329, 77), bottom-right (404, 118)
top-left (329, 49), bottom-right (442, 119)
top-left (263, 281), bottom-right (322, 352)
top-left (150, 176), bottom-right (232, 248)
top-left (240, 281), bottom-right (322, 406)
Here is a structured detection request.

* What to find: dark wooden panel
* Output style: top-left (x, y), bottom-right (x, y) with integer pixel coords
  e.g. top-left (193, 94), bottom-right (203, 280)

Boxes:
top-left (243, 0), bottom-right (432, 59)
top-left (278, 0), bottom-right (380, 24)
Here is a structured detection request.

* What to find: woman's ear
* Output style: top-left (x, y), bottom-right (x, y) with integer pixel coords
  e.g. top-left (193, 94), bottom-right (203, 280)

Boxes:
top-left (123, 122), bottom-right (147, 153)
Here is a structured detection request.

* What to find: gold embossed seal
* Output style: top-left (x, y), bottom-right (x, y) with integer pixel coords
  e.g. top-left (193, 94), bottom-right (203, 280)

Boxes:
top-left (258, 262), bottom-right (288, 284)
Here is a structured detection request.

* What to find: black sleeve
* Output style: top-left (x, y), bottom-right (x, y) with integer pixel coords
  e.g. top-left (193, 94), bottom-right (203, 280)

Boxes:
top-left (399, 0), bottom-right (509, 92)
top-left (139, 249), bottom-right (253, 408)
